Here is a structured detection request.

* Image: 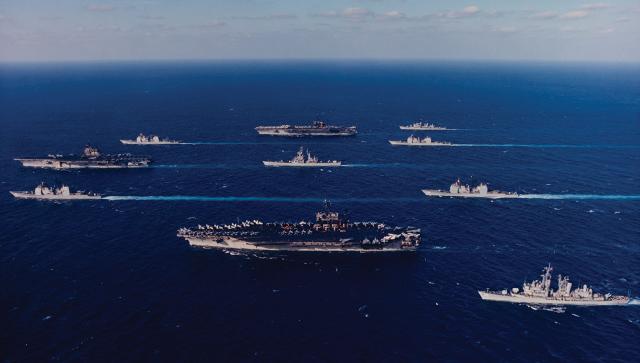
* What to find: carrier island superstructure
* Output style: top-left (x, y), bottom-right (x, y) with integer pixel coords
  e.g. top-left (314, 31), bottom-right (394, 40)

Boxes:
top-left (15, 145), bottom-right (151, 169)
top-left (178, 204), bottom-right (421, 252)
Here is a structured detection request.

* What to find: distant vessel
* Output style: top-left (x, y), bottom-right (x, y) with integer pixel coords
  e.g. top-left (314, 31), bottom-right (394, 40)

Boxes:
top-left (423, 179), bottom-right (518, 199)
top-left (10, 183), bottom-right (101, 200)
top-left (479, 264), bottom-right (632, 306)
top-left (263, 147), bottom-right (341, 167)
top-left (399, 122), bottom-right (447, 131)
top-left (177, 202), bottom-right (421, 252)
top-left (120, 133), bottom-right (180, 145)
top-left (389, 135), bottom-right (452, 146)
top-left (15, 145), bottom-right (151, 169)
top-left (255, 121), bottom-right (357, 137)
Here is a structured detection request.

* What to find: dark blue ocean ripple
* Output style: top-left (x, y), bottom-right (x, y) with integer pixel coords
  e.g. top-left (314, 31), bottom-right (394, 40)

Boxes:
top-left (1, 61), bottom-right (639, 362)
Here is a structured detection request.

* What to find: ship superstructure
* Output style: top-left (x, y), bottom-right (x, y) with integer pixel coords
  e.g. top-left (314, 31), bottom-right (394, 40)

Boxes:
top-left (479, 264), bottom-right (631, 306)
top-left (15, 145), bottom-right (151, 169)
top-left (177, 204), bottom-right (421, 252)
top-left (423, 179), bottom-right (518, 199)
top-left (255, 121), bottom-right (357, 137)
top-left (10, 183), bottom-right (101, 200)
top-left (399, 122), bottom-right (447, 131)
top-left (389, 135), bottom-right (452, 146)
top-left (263, 147), bottom-right (341, 167)
top-left (120, 133), bottom-right (180, 145)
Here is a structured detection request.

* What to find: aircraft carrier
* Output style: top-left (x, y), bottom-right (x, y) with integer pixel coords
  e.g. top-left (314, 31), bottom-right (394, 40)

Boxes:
top-left (255, 120), bottom-right (357, 137)
top-left (15, 145), bottom-right (151, 169)
top-left (177, 203), bottom-right (421, 252)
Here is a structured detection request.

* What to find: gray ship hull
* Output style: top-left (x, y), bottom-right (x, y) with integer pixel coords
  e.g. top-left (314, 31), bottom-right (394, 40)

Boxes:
top-left (10, 191), bottom-right (102, 200)
top-left (120, 140), bottom-right (180, 145)
top-left (182, 236), bottom-right (415, 252)
top-left (263, 161), bottom-right (342, 167)
top-left (423, 190), bottom-right (519, 199)
top-left (478, 291), bottom-right (631, 306)
top-left (389, 141), bottom-right (452, 146)
top-left (15, 158), bottom-right (150, 169)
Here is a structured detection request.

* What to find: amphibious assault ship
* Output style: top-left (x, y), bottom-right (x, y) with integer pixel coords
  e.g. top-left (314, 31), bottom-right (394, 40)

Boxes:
top-left (10, 183), bottom-right (101, 200)
top-left (400, 122), bottom-right (447, 131)
top-left (177, 203), bottom-right (421, 252)
top-left (255, 121), bottom-right (357, 137)
top-left (15, 145), bottom-right (151, 169)
top-left (423, 179), bottom-right (518, 199)
top-left (479, 264), bottom-right (632, 306)
top-left (120, 133), bottom-right (180, 145)
top-left (389, 135), bottom-right (452, 146)
top-left (263, 147), bottom-right (341, 167)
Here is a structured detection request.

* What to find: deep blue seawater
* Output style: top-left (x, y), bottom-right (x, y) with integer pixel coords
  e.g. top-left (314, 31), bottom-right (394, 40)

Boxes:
top-left (1, 61), bottom-right (639, 362)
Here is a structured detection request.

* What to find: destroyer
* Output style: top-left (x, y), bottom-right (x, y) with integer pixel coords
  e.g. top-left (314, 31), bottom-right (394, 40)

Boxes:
top-left (15, 145), bottom-right (151, 169)
top-left (255, 120), bottom-right (357, 137)
top-left (479, 264), bottom-right (631, 306)
top-left (10, 183), bottom-right (101, 200)
top-left (120, 133), bottom-right (180, 145)
top-left (400, 122), bottom-right (447, 131)
top-left (389, 135), bottom-right (452, 146)
top-left (263, 147), bottom-right (341, 167)
top-left (177, 203), bottom-right (421, 252)
top-left (423, 179), bottom-right (518, 199)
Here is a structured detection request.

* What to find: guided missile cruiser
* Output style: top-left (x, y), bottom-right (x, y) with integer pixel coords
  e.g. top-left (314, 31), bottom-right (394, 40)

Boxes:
top-left (423, 179), bottom-right (518, 199)
top-left (479, 264), bottom-right (633, 306)
top-left (399, 122), bottom-right (448, 131)
top-left (15, 145), bottom-right (151, 169)
top-left (120, 133), bottom-right (180, 145)
top-left (10, 183), bottom-right (101, 200)
top-left (389, 135), bottom-right (452, 146)
top-left (255, 120), bottom-right (357, 137)
top-left (263, 147), bottom-right (341, 167)
top-left (177, 202), bottom-right (421, 252)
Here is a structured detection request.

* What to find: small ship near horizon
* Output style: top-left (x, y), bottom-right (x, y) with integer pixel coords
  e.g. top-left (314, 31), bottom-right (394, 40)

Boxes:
top-left (15, 145), bottom-right (151, 169)
top-left (10, 183), bottom-right (101, 200)
top-left (255, 121), bottom-right (357, 137)
top-left (479, 264), bottom-right (634, 306)
top-left (423, 179), bottom-right (518, 199)
top-left (263, 147), bottom-right (341, 167)
top-left (120, 133), bottom-right (181, 145)
top-left (400, 122), bottom-right (448, 131)
top-left (389, 135), bottom-right (452, 147)
top-left (177, 203), bottom-right (421, 252)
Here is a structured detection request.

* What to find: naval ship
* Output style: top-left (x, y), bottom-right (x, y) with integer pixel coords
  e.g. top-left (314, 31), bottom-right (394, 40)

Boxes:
top-left (15, 145), bottom-right (151, 169)
top-left (120, 133), bottom-right (180, 145)
top-left (177, 203), bottom-right (421, 252)
top-left (10, 183), bottom-right (101, 200)
top-left (479, 264), bottom-right (632, 306)
top-left (389, 135), bottom-right (452, 146)
top-left (263, 147), bottom-right (341, 167)
top-left (423, 179), bottom-right (518, 199)
top-left (255, 121), bottom-right (357, 137)
top-left (399, 122), bottom-right (447, 131)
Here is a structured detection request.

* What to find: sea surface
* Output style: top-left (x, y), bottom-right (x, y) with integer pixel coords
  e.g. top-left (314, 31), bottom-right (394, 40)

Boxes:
top-left (1, 61), bottom-right (639, 362)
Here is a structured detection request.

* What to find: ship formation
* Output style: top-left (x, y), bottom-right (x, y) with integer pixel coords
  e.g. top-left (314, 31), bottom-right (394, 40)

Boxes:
top-left (10, 183), bottom-right (101, 200)
top-left (263, 147), bottom-right (341, 167)
top-left (120, 133), bottom-right (180, 145)
top-left (177, 203), bottom-right (420, 252)
top-left (399, 122), bottom-right (448, 131)
top-left (389, 135), bottom-right (452, 146)
top-left (15, 145), bottom-right (151, 169)
top-left (423, 179), bottom-right (518, 199)
top-left (479, 265), bottom-right (632, 306)
top-left (255, 120), bottom-right (357, 137)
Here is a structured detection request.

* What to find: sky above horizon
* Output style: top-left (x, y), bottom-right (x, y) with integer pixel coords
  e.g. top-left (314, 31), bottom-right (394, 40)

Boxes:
top-left (1, 1), bottom-right (639, 62)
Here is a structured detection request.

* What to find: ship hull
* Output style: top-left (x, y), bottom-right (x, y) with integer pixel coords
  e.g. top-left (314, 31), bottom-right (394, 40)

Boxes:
top-left (263, 161), bottom-right (342, 167)
top-left (478, 291), bottom-right (630, 306)
top-left (15, 158), bottom-right (150, 169)
top-left (182, 236), bottom-right (415, 252)
top-left (399, 127), bottom-right (447, 131)
top-left (10, 191), bottom-right (102, 200)
top-left (120, 140), bottom-right (180, 145)
top-left (422, 190), bottom-right (519, 199)
top-left (256, 130), bottom-right (356, 137)
top-left (389, 141), bottom-right (452, 146)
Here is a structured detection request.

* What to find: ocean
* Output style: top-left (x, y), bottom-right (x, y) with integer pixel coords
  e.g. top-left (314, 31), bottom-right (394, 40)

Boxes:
top-left (1, 61), bottom-right (639, 362)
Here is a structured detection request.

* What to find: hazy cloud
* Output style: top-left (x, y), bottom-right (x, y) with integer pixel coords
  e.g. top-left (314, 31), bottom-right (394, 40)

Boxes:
top-left (232, 14), bottom-right (297, 20)
top-left (560, 10), bottom-right (589, 19)
top-left (86, 4), bottom-right (116, 12)
top-left (580, 3), bottom-right (612, 10)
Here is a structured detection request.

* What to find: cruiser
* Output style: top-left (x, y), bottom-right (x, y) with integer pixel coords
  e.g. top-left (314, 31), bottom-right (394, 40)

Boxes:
top-left (400, 122), bottom-right (447, 131)
top-left (255, 121), bottom-right (357, 137)
top-left (15, 145), bottom-right (151, 169)
top-left (423, 179), bottom-right (518, 199)
top-left (389, 135), bottom-right (452, 146)
top-left (10, 183), bottom-right (101, 200)
top-left (177, 203), bottom-right (421, 252)
top-left (120, 133), bottom-right (180, 145)
top-left (263, 147), bottom-right (341, 167)
top-left (479, 264), bottom-right (632, 306)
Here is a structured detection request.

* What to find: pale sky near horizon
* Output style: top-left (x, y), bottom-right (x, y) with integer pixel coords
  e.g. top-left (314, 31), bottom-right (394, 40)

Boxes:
top-left (1, 0), bottom-right (639, 62)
